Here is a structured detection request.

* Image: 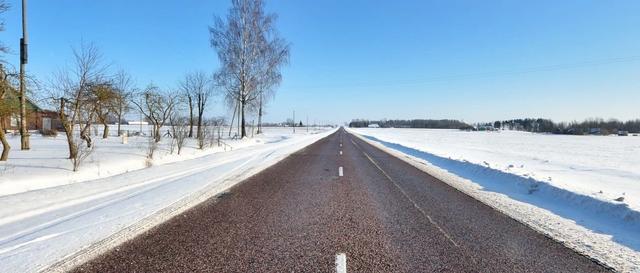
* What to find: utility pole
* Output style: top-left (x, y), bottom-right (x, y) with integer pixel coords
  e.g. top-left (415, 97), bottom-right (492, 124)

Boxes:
top-left (292, 110), bottom-right (295, 133)
top-left (306, 115), bottom-right (309, 133)
top-left (19, 0), bottom-right (30, 150)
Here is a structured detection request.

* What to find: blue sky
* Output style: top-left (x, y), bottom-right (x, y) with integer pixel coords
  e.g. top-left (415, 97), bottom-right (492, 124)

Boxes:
top-left (0, 0), bottom-right (639, 124)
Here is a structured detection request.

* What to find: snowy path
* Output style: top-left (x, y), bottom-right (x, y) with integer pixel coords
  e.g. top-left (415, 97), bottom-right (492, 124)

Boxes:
top-left (0, 129), bottom-right (335, 273)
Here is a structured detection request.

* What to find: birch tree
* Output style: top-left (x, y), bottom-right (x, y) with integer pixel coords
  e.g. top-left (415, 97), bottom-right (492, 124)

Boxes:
top-left (209, 0), bottom-right (289, 138)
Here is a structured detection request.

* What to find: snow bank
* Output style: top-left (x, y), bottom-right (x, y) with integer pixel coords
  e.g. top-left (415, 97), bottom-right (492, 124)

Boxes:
top-left (0, 126), bottom-right (318, 196)
top-left (349, 128), bottom-right (640, 272)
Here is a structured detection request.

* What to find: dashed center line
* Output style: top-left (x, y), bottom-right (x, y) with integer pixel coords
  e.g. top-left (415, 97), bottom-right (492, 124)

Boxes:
top-left (339, 150), bottom-right (343, 155)
top-left (339, 166), bottom-right (344, 177)
top-left (335, 253), bottom-right (347, 273)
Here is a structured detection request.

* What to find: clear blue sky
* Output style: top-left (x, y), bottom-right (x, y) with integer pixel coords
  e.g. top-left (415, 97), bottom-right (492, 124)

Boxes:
top-left (1, 0), bottom-right (639, 124)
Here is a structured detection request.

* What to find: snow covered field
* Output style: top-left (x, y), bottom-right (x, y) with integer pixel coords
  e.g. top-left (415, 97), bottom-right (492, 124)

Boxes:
top-left (0, 126), bottom-right (335, 273)
top-left (349, 128), bottom-right (640, 271)
top-left (0, 125), bottom-right (321, 196)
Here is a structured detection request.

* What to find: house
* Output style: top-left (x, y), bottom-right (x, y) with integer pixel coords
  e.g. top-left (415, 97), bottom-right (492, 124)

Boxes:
top-left (618, 130), bottom-right (629, 136)
top-left (367, 123), bottom-right (380, 128)
top-left (1, 89), bottom-right (62, 132)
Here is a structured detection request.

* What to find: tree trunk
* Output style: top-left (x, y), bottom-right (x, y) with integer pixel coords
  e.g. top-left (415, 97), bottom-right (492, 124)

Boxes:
top-left (102, 122), bottom-right (109, 139)
top-left (240, 100), bottom-right (246, 138)
top-left (117, 111), bottom-right (122, 136)
top-left (80, 113), bottom-right (94, 148)
top-left (81, 131), bottom-right (92, 148)
top-left (228, 102), bottom-right (237, 137)
top-left (197, 113), bottom-right (203, 140)
top-left (154, 125), bottom-right (161, 143)
top-left (0, 121), bottom-right (10, 161)
top-left (59, 98), bottom-right (78, 159)
top-left (65, 127), bottom-right (77, 159)
top-left (188, 96), bottom-right (194, 138)
top-left (257, 97), bottom-right (263, 134)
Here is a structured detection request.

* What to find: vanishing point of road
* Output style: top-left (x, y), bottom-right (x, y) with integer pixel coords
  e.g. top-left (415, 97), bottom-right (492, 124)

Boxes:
top-left (72, 128), bottom-right (608, 272)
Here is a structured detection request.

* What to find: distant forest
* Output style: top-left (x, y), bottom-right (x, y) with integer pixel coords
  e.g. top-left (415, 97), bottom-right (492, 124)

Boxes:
top-left (348, 119), bottom-right (472, 129)
top-left (349, 118), bottom-right (640, 135)
top-left (486, 118), bottom-right (640, 135)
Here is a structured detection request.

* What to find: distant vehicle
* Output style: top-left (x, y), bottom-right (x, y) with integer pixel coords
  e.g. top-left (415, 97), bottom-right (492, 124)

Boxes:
top-left (617, 130), bottom-right (629, 136)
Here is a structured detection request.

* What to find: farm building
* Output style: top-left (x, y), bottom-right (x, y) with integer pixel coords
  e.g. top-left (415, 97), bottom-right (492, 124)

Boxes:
top-left (0, 89), bottom-right (62, 132)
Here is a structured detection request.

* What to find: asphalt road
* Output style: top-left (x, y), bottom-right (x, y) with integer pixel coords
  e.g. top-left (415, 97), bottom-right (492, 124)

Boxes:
top-left (71, 128), bottom-right (609, 272)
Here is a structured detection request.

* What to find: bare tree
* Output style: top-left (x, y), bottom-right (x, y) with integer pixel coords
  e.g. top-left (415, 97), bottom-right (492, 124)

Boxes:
top-left (209, 0), bottom-right (289, 138)
top-left (51, 42), bottom-right (108, 159)
top-left (179, 76), bottom-right (195, 138)
top-left (254, 36), bottom-right (289, 134)
top-left (91, 82), bottom-right (118, 139)
top-left (0, 1), bottom-right (12, 161)
top-left (144, 136), bottom-right (157, 166)
top-left (132, 84), bottom-right (177, 143)
top-left (113, 70), bottom-right (134, 136)
top-left (0, 65), bottom-right (17, 161)
top-left (170, 115), bottom-right (189, 154)
top-left (180, 71), bottom-right (214, 141)
top-left (70, 138), bottom-right (93, 172)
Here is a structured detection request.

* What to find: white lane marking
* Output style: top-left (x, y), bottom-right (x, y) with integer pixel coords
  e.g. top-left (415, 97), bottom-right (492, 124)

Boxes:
top-left (340, 143), bottom-right (342, 147)
top-left (339, 166), bottom-right (344, 177)
top-left (336, 253), bottom-right (347, 273)
top-left (339, 150), bottom-right (343, 155)
top-left (359, 148), bottom-right (460, 248)
top-left (350, 139), bottom-right (358, 147)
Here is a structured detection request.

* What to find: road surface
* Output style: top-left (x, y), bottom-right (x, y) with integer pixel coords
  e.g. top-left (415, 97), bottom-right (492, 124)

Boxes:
top-left (71, 128), bottom-right (608, 272)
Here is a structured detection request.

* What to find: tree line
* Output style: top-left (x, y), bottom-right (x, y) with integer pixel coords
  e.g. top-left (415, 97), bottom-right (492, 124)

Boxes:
top-left (349, 119), bottom-right (472, 129)
top-left (0, 0), bottom-right (290, 167)
top-left (350, 117), bottom-right (640, 135)
top-left (491, 118), bottom-right (640, 135)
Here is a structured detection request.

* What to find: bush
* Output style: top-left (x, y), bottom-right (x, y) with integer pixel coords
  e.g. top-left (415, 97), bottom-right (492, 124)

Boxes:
top-left (40, 129), bottom-right (58, 137)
